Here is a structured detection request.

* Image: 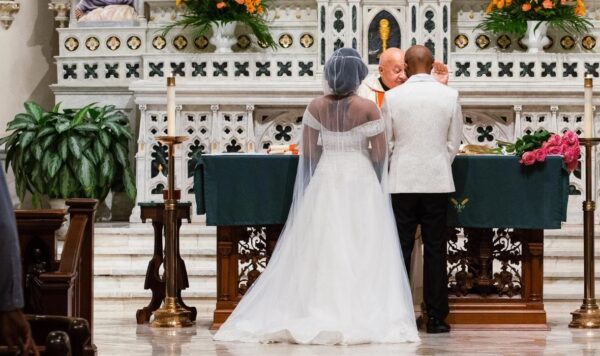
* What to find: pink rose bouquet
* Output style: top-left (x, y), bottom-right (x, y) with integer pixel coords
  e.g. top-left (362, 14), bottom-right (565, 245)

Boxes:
top-left (516, 130), bottom-right (580, 172)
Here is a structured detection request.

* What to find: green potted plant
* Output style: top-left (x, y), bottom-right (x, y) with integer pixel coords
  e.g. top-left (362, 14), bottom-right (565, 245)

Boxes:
top-left (165, 0), bottom-right (277, 53)
top-left (0, 101), bottom-right (137, 208)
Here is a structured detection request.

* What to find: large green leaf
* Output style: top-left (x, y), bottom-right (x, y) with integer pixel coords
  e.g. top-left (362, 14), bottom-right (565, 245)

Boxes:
top-left (16, 174), bottom-right (26, 202)
top-left (68, 135), bottom-right (82, 159)
top-left (73, 103), bottom-right (95, 125)
top-left (24, 102), bottom-right (44, 122)
top-left (83, 149), bottom-right (98, 166)
top-left (88, 108), bottom-right (101, 121)
top-left (59, 164), bottom-right (74, 198)
top-left (19, 131), bottom-right (36, 148)
top-left (7, 118), bottom-right (34, 131)
top-left (55, 118), bottom-right (71, 134)
top-left (114, 142), bottom-right (129, 167)
top-left (47, 152), bottom-right (62, 178)
top-left (100, 154), bottom-right (114, 181)
top-left (37, 126), bottom-right (56, 139)
top-left (0, 133), bottom-right (16, 146)
top-left (41, 134), bottom-right (56, 150)
top-left (103, 121), bottom-right (122, 137)
top-left (30, 163), bottom-right (45, 193)
top-left (94, 138), bottom-right (106, 159)
top-left (78, 155), bottom-right (96, 196)
top-left (58, 138), bottom-right (68, 161)
top-left (99, 130), bottom-right (111, 148)
top-left (23, 148), bottom-right (33, 164)
top-left (118, 126), bottom-right (134, 140)
top-left (123, 166), bottom-right (137, 201)
top-left (74, 123), bottom-right (99, 132)
top-left (104, 113), bottom-right (127, 124)
top-left (33, 143), bottom-right (43, 161)
top-left (5, 146), bottom-right (17, 171)
top-left (14, 113), bottom-right (35, 124)
top-left (79, 137), bottom-right (92, 151)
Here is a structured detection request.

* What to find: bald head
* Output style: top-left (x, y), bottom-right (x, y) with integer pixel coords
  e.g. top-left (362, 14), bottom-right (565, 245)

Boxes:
top-left (378, 48), bottom-right (407, 89)
top-left (405, 45), bottom-right (433, 77)
top-left (379, 47), bottom-right (404, 67)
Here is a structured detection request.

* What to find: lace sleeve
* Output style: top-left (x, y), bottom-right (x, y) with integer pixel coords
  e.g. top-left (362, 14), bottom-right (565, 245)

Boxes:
top-left (359, 118), bottom-right (385, 137)
top-left (303, 110), bottom-right (322, 130)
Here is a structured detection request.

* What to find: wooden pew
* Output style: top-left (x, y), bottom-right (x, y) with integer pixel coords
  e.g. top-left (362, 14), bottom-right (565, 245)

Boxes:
top-left (16, 199), bottom-right (98, 355)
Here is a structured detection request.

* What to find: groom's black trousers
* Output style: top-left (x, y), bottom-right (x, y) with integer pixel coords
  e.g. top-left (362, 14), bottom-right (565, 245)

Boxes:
top-left (391, 193), bottom-right (449, 320)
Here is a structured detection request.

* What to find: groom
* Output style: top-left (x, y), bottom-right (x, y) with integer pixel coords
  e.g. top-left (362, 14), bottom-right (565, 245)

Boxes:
top-left (382, 45), bottom-right (463, 333)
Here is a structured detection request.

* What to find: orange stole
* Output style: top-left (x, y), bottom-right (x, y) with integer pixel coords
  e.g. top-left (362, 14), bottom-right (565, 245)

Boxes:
top-left (375, 91), bottom-right (385, 108)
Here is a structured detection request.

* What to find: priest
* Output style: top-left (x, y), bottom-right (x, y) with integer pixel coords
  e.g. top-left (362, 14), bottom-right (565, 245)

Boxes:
top-left (357, 47), bottom-right (449, 108)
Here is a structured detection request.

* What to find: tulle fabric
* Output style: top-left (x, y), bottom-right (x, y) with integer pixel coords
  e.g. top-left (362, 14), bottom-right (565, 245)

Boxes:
top-left (214, 49), bottom-right (419, 345)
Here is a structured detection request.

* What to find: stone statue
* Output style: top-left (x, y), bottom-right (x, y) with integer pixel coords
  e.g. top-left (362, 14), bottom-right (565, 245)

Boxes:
top-left (74, 0), bottom-right (136, 21)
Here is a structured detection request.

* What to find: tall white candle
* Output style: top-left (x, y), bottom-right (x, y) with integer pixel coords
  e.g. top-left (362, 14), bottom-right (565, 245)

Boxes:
top-left (166, 74), bottom-right (176, 136)
top-left (584, 74), bottom-right (593, 138)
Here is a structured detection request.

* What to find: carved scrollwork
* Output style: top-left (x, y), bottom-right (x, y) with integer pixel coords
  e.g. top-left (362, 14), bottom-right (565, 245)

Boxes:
top-left (447, 228), bottom-right (523, 298)
top-left (238, 227), bottom-right (268, 296)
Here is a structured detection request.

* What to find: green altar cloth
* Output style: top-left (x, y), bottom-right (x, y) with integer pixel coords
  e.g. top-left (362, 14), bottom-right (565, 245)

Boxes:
top-left (194, 154), bottom-right (569, 229)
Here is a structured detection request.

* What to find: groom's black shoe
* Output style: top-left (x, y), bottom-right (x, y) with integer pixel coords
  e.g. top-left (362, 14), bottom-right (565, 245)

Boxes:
top-left (426, 317), bottom-right (450, 334)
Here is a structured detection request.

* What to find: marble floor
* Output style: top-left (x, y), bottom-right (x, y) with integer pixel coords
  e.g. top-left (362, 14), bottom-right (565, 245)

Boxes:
top-left (95, 302), bottom-right (600, 356)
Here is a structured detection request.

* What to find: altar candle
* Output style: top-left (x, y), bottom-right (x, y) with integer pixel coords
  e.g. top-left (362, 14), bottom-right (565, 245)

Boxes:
top-left (584, 74), bottom-right (593, 138)
top-left (167, 73), bottom-right (176, 136)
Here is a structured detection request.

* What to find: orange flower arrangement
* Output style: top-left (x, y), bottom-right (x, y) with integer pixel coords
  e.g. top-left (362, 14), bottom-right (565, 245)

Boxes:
top-left (478, 0), bottom-right (591, 35)
top-left (165, 0), bottom-right (275, 48)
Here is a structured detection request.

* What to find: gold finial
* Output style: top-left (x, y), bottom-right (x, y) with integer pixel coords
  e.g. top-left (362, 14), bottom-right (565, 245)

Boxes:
top-left (377, 19), bottom-right (390, 59)
top-left (585, 74), bottom-right (593, 88)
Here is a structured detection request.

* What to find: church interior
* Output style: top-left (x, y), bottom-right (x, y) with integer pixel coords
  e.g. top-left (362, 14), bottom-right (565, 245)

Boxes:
top-left (2, 0), bottom-right (600, 354)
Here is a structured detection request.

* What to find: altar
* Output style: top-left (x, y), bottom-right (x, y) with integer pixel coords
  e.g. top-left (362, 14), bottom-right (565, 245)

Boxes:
top-left (194, 154), bottom-right (569, 330)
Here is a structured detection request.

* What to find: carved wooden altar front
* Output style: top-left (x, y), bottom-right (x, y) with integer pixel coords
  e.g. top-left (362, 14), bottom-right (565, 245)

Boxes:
top-left (446, 228), bottom-right (547, 329)
top-left (211, 225), bottom-right (547, 330)
top-left (212, 225), bottom-right (282, 329)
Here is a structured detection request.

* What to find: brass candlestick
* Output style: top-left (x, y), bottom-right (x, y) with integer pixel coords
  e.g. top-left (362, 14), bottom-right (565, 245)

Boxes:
top-left (570, 137), bottom-right (600, 328)
top-left (151, 135), bottom-right (193, 328)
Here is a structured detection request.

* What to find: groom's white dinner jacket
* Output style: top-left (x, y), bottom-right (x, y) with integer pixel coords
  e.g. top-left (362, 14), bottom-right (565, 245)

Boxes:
top-left (382, 73), bottom-right (463, 193)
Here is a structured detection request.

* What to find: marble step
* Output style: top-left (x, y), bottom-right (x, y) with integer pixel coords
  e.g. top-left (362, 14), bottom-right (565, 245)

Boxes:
top-left (95, 274), bottom-right (216, 298)
top-left (94, 255), bottom-right (215, 275)
top-left (544, 279), bottom-right (600, 300)
top-left (544, 257), bottom-right (600, 275)
top-left (92, 223), bottom-right (218, 301)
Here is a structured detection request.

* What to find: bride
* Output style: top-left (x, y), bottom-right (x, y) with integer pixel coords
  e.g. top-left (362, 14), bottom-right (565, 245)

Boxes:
top-left (213, 48), bottom-right (419, 345)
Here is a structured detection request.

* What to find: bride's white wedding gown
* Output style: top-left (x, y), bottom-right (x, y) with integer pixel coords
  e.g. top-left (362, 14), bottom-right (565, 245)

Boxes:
top-left (214, 96), bottom-right (419, 345)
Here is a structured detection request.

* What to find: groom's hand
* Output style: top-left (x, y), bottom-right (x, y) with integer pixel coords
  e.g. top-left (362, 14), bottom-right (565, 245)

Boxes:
top-left (431, 61), bottom-right (449, 85)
